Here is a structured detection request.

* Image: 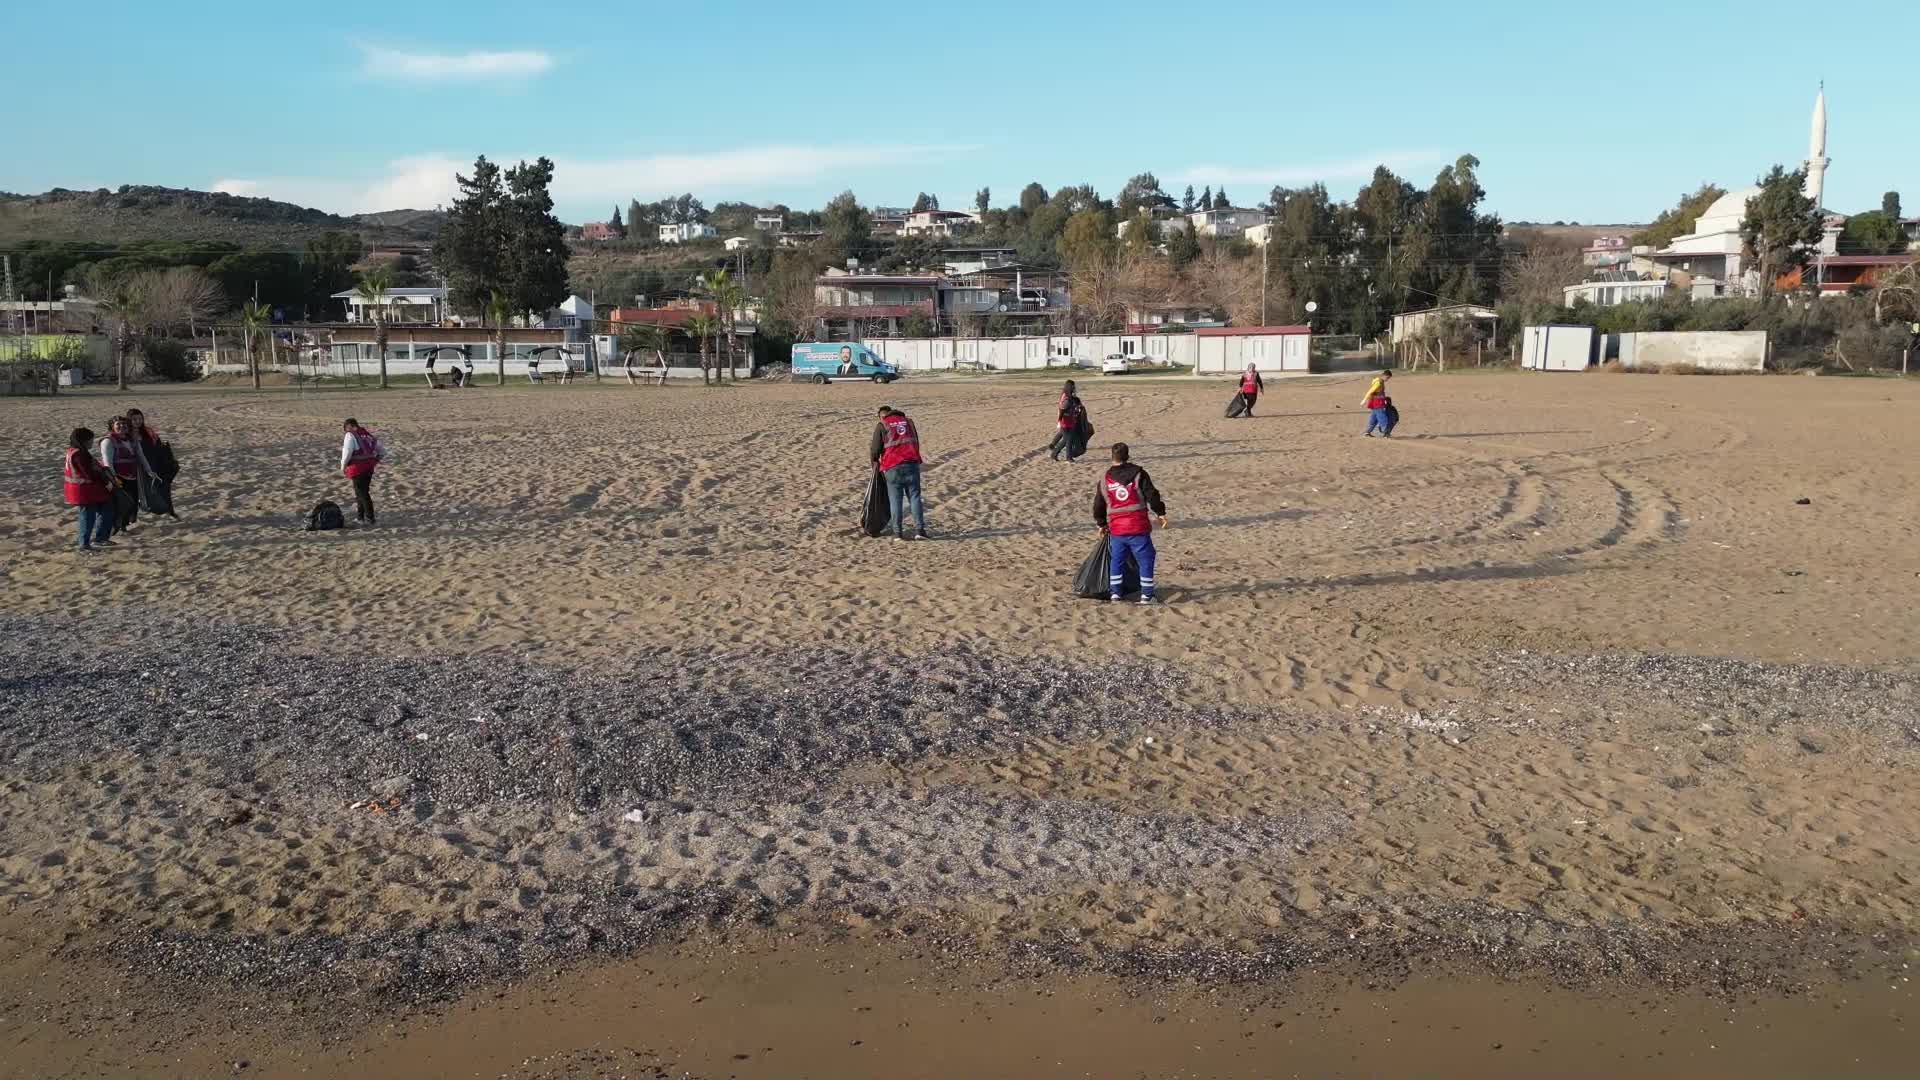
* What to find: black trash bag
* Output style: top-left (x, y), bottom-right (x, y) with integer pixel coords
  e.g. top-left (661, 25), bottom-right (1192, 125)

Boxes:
top-left (306, 500), bottom-right (346, 532)
top-left (1072, 534), bottom-right (1141, 600)
top-left (1225, 392), bottom-right (1249, 418)
top-left (860, 467), bottom-right (890, 537)
top-left (148, 441), bottom-right (180, 483)
top-left (111, 485), bottom-right (138, 533)
top-left (1067, 413), bottom-right (1093, 460)
top-left (1384, 402), bottom-right (1401, 435)
top-left (140, 472), bottom-right (176, 517)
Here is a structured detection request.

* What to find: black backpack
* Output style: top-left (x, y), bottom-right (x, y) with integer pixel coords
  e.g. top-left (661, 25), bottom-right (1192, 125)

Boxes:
top-left (305, 500), bottom-right (346, 531)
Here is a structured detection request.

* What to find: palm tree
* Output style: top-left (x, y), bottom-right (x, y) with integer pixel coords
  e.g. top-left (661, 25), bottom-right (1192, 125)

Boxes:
top-left (696, 269), bottom-right (744, 383)
top-left (685, 311), bottom-right (720, 386)
top-left (353, 266), bottom-right (395, 389)
top-left (619, 322), bottom-right (668, 371)
top-left (239, 299), bottom-right (271, 390)
top-left (85, 268), bottom-right (146, 392)
top-left (486, 290), bottom-right (511, 386)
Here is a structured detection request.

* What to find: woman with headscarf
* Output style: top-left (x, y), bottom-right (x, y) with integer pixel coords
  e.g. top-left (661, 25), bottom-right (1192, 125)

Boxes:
top-left (1237, 364), bottom-right (1265, 417)
top-left (1050, 379), bottom-right (1089, 461)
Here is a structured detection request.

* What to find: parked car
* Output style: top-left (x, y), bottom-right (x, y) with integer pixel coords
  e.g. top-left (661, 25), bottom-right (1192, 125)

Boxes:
top-left (1101, 354), bottom-right (1132, 375)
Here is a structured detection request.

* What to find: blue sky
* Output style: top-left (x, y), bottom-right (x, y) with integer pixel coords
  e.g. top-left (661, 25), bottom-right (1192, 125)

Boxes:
top-left (9, 0), bottom-right (1914, 225)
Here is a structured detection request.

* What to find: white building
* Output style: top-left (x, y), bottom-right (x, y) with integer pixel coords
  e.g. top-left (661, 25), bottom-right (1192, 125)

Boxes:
top-left (330, 286), bottom-right (449, 324)
top-left (1116, 215), bottom-right (1191, 240)
top-left (1243, 223), bottom-right (1272, 247)
top-left (723, 236), bottom-right (753, 251)
top-left (1646, 87), bottom-right (1842, 295)
top-left (900, 209), bottom-right (980, 237)
top-left (658, 222), bottom-right (718, 244)
top-left (753, 214), bottom-right (785, 232)
top-left (1188, 207), bottom-right (1268, 239)
top-left (1563, 277), bottom-right (1673, 307)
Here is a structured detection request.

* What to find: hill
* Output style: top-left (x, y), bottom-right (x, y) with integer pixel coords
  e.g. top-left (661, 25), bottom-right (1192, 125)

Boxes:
top-left (0, 185), bottom-right (444, 250)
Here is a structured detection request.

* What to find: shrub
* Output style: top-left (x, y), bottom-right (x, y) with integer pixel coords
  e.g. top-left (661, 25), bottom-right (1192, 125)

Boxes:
top-left (141, 336), bottom-right (198, 381)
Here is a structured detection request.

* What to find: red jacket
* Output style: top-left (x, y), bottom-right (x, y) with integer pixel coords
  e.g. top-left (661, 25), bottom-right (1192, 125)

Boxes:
top-left (64, 448), bottom-right (111, 506)
top-left (876, 414), bottom-right (921, 472)
top-left (1240, 370), bottom-right (1263, 395)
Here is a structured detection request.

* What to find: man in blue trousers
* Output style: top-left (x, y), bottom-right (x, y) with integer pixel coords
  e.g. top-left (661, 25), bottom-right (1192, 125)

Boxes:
top-left (1092, 442), bottom-right (1167, 604)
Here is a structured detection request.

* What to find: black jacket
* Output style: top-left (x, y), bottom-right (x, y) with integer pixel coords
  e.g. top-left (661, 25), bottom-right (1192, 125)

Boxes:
top-left (1093, 462), bottom-right (1165, 527)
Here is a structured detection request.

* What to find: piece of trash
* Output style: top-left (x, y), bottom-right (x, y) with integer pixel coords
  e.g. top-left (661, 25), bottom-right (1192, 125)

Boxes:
top-left (1143, 736), bottom-right (1155, 745)
top-left (414, 731), bottom-right (430, 741)
top-left (622, 808), bottom-right (646, 823)
top-left (1794, 497), bottom-right (1811, 505)
top-left (1783, 570), bottom-right (1804, 577)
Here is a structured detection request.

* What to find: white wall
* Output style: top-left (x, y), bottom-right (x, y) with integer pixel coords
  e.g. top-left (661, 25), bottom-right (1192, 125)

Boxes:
top-left (1615, 330), bottom-right (1767, 373)
top-left (857, 333), bottom-right (1203, 373)
top-left (1192, 333), bottom-right (1309, 373)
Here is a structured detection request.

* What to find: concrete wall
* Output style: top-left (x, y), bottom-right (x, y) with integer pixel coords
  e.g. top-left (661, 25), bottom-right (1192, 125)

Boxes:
top-left (1616, 330), bottom-right (1767, 373)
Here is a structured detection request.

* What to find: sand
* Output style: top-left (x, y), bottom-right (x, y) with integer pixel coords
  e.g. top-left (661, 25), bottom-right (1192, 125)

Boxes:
top-left (2, 370), bottom-right (1917, 1076)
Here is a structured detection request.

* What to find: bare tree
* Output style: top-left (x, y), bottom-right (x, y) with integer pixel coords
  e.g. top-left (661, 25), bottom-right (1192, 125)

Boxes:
top-left (1189, 248), bottom-right (1261, 326)
top-left (1500, 240), bottom-right (1586, 310)
top-left (145, 268), bottom-right (228, 337)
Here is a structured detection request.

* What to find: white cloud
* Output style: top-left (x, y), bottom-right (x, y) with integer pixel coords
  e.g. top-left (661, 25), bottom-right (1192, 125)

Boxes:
top-left (357, 44), bottom-right (553, 82)
top-left (1170, 152), bottom-right (1446, 188)
top-left (213, 144), bottom-right (973, 215)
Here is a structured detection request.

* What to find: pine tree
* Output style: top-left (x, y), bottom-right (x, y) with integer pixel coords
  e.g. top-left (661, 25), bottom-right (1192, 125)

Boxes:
top-left (1181, 185), bottom-right (1196, 213)
top-left (609, 205), bottom-right (625, 237)
top-left (1213, 188), bottom-right (1230, 209)
top-left (1199, 185), bottom-right (1211, 211)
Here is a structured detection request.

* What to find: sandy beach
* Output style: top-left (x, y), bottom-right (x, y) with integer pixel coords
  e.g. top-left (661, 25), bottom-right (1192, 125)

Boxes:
top-left (2, 370), bottom-right (1917, 1077)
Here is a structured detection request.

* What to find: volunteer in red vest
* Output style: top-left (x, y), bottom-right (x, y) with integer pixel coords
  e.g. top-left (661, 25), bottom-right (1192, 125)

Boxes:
top-left (64, 426), bottom-right (116, 553)
top-left (95, 414), bottom-right (143, 533)
top-left (1238, 364), bottom-right (1266, 417)
top-left (1050, 379), bottom-right (1087, 461)
top-left (1363, 369), bottom-right (1395, 437)
top-left (869, 405), bottom-right (928, 540)
top-left (339, 418), bottom-right (384, 525)
top-left (1092, 442), bottom-right (1167, 604)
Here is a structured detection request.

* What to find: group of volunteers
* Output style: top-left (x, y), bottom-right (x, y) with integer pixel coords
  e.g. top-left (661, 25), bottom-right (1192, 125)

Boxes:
top-left (859, 366), bottom-right (1401, 605)
top-left (60, 408), bottom-right (177, 554)
top-left (60, 411), bottom-right (384, 551)
top-left (59, 365), bottom-right (1397, 589)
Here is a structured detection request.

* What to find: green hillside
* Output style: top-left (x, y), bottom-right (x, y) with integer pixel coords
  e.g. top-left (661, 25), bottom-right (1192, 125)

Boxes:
top-left (0, 185), bottom-right (444, 249)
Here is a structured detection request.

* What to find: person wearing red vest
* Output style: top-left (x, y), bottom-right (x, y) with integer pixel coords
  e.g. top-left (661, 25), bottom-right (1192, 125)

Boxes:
top-left (869, 405), bottom-right (928, 540)
top-left (1092, 442), bottom-right (1167, 604)
top-left (95, 415), bottom-right (143, 533)
top-left (1362, 370), bottom-right (1395, 437)
top-left (339, 418), bottom-right (384, 525)
top-left (1049, 379), bottom-right (1087, 461)
top-left (1237, 364), bottom-right (1265, 417)
top-left (64, 426), bottom-right (116, 553)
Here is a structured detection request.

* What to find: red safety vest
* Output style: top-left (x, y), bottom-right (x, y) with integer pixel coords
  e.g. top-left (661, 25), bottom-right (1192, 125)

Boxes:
top-left (1366, 392), bottom-right (1391, 410)
top-left (879, 415), bottom-right (920, 471)
top-left (1057, 394), bottom-right (1081, 430)
top-left (103, 434), bottom-right (139, 478)
top-left (1103, 469), bottom-right (1151, 536)
top-left (1241, 371), bottom-right (1260, 395)
top-left (63, 449), bottom-right (109, 506)
top-left (345, 429), bottom-right (382, 477)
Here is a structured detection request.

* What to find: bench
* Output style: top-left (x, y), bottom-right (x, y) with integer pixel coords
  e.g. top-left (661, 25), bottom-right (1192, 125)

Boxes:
top-left (625, 364), bottom-right (667, 385)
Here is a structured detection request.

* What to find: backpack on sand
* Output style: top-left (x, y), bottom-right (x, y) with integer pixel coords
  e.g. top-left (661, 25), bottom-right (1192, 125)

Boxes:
top-left (305, 500), bottom-right (346, 532)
